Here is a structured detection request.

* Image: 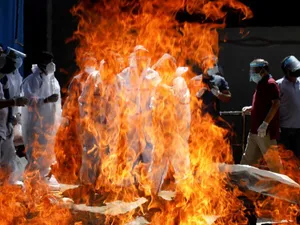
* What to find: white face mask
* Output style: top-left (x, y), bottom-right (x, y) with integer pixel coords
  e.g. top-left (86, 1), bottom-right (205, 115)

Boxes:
top-left (250, 73), bottom-right (262, 84)
top-left (207, 65), bottom-right (219, 76)
top-left (46, 62), bottom-right (56, 75)
top-left (15, 57), bottom-right (23, 70)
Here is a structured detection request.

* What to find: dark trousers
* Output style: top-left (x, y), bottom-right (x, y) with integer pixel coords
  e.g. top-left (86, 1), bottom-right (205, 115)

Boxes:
top-left (280, 128), bottom-right (300, 158)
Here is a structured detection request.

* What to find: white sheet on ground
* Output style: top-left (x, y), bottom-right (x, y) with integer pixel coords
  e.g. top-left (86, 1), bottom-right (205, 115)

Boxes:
top-left (126, 217), bottom-right (150, 225)
top-left (219, 163), bottom-right (300, 204)
top-left (72, 197), bottom-right (147, 215)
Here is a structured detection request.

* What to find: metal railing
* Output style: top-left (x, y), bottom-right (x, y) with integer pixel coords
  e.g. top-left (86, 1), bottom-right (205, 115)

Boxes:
top-left (220, 111), bottom-right (251, 151)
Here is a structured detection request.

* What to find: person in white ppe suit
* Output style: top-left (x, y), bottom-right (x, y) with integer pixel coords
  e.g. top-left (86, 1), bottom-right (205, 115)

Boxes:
top-left (7, 57), bottom-right (23, 112)
top-left (78, 57), bottom-right (102, 185)
top-left (79, 54), bottom-right (124, 186)
top-left (78, 53), bottom-right (125, 187)
top-left (21, 52), bottom-right (61, 178)
top-left (117, 45), bottom-right (161, 173)
top-left (149, 53), bottom-right (191, 193)
top-left (1, 55), bottom-right (26, 184)
top-left (52, 57), bottom-right (93, 183)
top-left (7, 56), bottom-right (24, 146)
top-left (0, 74), bottom-right (28, 184)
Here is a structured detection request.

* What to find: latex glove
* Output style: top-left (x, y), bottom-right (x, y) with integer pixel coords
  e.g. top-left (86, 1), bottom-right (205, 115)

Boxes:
top-left (196, 87), bottom-right (207, 99)
top-left (242, 106), bottom-right (252, 115)
top-left (210, 86), bottom-right (220, 97)
top-left (257, 121), bottom-right (269, 138)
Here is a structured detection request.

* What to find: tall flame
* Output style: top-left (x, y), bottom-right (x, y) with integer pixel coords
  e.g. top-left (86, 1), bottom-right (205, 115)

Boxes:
top-left (54, 0), bottom-right (256, 224)
top-left (3, 0), bottom-right (300, 224)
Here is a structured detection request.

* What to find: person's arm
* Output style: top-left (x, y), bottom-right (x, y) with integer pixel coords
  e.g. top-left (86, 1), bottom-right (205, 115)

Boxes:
top-left (264, 99), bottom-right (280, 124)
top-left (264, 82), bottom-right (281, 124)
top-left (257, 82), bottom-right (280, 137)
top-left (211, 77), bottom-right (232, 103)
top-left (0, 99), bottom-right (15, 109)
top-left (22, 76), bottom-right (45, 106)
top-left (217, 89), bottom-right (231, 103)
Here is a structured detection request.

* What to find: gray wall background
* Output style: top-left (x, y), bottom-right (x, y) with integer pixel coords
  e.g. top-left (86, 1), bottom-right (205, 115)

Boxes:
top-left (219, 26), bottom-right (300, 111)
top-left (216, 27), bottom-right (300, 161)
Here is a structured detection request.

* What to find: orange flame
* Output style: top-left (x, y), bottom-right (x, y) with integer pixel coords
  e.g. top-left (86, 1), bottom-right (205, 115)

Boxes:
top-left (7, 0), bottom-right (300, 224)
top-left (53, 0), bottom-right (256, 224)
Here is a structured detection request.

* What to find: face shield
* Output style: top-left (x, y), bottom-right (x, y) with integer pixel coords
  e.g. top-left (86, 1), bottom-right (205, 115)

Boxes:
top-left (249, 62), bottom-right (265, 83)
top-left (282, 55), bottom-right (300, 77)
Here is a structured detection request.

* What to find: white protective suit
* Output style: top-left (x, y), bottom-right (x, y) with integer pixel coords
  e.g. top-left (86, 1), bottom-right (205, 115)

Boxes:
top-left (7, 57), bottom-right (23, 116)
top-left (78, 67), bottom-right (102, 184)
top-left (80, 60), bottom-right (124, 186)
top-left (4, 61), bottom-right (25, 183)
top-left (149, 53), bottom-right (191, 192)
top-left (7, 66), bottom-right (23, 146)
top-left (21, 65), bottom-right (61, 177)
top-left (0, 82), bottom-right (18, 183)
top-left (117, 49), bottom-right (161, 169)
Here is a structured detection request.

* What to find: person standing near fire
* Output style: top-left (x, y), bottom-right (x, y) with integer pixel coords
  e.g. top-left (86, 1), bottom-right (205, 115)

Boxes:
top-left (52, 56), bottom-right (95, 183)
top-left (0, 48), bottom-right (28, 184)
top-left (149, 53), bottom-right (191, 193)
top-left (276, 55), bottom-right (300, 159)
top-left (117, 45), bottom-right (161, 172)
top-left (241, 59), bottom-right (282, 173)
top-left (188, 55), bottom-right (232, 144)
top-left (21, 51), bottom-right (61, 178)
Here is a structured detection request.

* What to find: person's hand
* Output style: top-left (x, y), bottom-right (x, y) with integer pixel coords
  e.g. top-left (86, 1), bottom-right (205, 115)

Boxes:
top-left (196, 87), bottom-right (207, 99)
top-left (257, 121), bottom-right (269, 138)
top-left (14, 97), bottom-right (28, 106)
top-left (210, 85), bottom-right (220, 97)
top-left (242, 106), bottom-right (252, 115)
top-left (45, 94), bottom-right (59, 103)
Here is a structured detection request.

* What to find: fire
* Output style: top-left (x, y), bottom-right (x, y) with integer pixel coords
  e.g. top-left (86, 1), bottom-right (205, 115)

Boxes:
top-left (4, 0), bottom-right (300, 224)
top-left (0, 171), bottom-right (72, 225)
top-left (56, 0), bottom-right (255, 224)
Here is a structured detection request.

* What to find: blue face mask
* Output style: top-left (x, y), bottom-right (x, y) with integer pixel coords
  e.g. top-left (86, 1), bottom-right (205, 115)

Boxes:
top-left (250, 72), bottom-right (262, 84)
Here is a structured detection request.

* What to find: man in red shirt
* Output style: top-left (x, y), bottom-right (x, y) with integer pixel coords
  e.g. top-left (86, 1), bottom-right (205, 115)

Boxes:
top-left (241, 59), bottom-right (282, 173)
